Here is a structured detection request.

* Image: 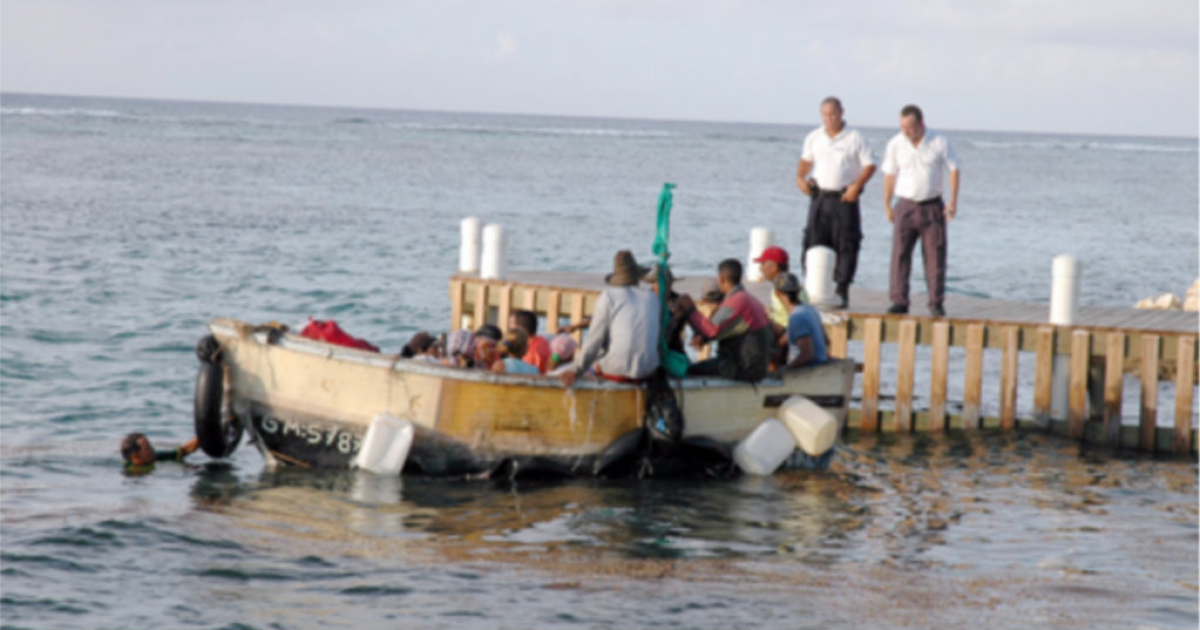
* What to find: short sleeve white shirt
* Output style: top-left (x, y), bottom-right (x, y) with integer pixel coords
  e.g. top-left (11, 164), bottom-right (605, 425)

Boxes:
top-left (801, 126), bottom-right (875, 190)
top-left (881, 129), bottom-right (959, 201)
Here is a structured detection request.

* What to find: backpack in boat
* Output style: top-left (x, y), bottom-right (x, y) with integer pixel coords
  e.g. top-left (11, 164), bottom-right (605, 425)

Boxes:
top-left (644, 368), bottom-right (684, 442)
top-left (299, 317), bottom-right (380, 353)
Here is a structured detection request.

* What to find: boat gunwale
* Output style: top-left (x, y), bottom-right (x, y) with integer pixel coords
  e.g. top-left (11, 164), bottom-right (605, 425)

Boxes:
top-left (209, 318), bottom-right (842, 392)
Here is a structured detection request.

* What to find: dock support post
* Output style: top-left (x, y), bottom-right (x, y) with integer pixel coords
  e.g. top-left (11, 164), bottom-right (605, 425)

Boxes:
top-left (1139, 334), bottom-right (1160, 451)
top-left (1000, 326), bottom-right (1020, 430)
top-left (1103, 333), bottom-right (1126, 446)
top-left (1174, 336), bottom-right (1196, 454)
top-left (929, 321), bottom-right (950, 431)
top-left (860, 318), bottom-right (883, 433)
top-left (450, 280), bottom-right (466, 332)
top-left (473, 283), bottom-right (489, 328)
top-left (1068, 330), bottom-right (1091, 438)
top-left (1033, 326), bottom-right (1055, 425)
top-left (963, 324), bottom-right (985, 429)
top-left (895, 320), bottom-right (917, 432)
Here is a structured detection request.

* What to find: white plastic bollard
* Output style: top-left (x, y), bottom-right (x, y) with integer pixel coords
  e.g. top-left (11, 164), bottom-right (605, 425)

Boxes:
top-left (459, 217), bottom-right (481, 274)
top-left (733, 418), bottom-right (795, 475)
top-left (1049, 255), bottom-right (1082, 421)
top-left (353, 413), bottom-right (414, 476)
top-left (480, 224), bottom-right (507, 280)
top-left (778, 396), bottom-right (838, 456)
top-left (805, 246), bottom-right (837, 308)
top-left (746, 228), bottom-right (774, 283)
top-left (1050, 255), bottom-right (1082, 325)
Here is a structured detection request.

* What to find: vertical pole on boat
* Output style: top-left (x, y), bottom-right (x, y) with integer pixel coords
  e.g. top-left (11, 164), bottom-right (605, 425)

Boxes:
top-left (804, 246), bottom-right (838, 309)
top-left (746, 228), bottom-right (774, 283)
top-left (480, 224), bottom-right (507, 280)
top-left (1049, 255), bottom-right (1082, 422)
top-left (460, 217), bottom-right (482, 274)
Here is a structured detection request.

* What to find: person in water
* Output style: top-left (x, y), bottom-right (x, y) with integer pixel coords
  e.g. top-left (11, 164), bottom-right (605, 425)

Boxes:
top-left (120, 433), bottom-right (199, 470)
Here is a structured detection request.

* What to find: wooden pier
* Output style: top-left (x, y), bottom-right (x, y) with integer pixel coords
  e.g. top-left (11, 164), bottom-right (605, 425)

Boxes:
top-left (450, 271), bottom-right (1198, 454)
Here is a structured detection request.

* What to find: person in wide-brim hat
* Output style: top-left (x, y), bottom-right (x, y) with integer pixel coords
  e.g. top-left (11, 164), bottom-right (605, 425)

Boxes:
top-left (605, 250), bottom-right (650, 286)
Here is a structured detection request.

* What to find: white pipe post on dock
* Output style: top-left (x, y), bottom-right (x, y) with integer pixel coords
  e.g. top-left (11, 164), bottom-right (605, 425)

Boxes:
top-left (805, 246), bottom-right (838, 309)
top-left (1049, 255), bottom-right (1082, 421)
top-left (746, 228), bottom-right (774, 283)
top-left (480, 224), bottom-right (507, 280)
top-left (460, 217), bottom-right (481, 274)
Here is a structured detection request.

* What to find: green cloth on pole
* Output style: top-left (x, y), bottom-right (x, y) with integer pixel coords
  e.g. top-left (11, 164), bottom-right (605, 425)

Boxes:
top-left (652, 183), bottom-right (689, 378)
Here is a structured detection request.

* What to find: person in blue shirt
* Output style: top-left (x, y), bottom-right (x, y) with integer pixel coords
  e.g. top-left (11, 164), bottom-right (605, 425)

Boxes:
top-left (494, 329), bottom-right (541, 375)
top-left (773, 272), bottom-right (828, 370)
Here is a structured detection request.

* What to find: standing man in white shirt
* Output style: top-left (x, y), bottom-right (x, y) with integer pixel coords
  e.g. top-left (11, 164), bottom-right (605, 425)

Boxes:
top-left (881, 104), bottom-right (961, 317)
top-left (796, 96), bottom-right (876, 309)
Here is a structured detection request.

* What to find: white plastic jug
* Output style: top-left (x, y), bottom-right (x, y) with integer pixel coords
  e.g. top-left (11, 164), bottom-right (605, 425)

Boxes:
top-left (778, 395), bottom-right (838, 456)
top-left (733, 418), bottom-right (795, 476)
top-left (353, 413), bottom-right (414, 475)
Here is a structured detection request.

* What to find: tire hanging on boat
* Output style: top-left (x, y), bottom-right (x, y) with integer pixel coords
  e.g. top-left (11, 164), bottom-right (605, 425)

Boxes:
top-left (194, 335), bottom-right (243, 458)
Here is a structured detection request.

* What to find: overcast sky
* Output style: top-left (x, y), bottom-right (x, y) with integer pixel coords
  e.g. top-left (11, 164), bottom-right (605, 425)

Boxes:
top-left (2, 0), bottom-right (1197, 137)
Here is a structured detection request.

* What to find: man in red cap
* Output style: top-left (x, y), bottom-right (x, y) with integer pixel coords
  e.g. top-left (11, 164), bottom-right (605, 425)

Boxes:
top-left (754, 246), bottom-right (793, 332)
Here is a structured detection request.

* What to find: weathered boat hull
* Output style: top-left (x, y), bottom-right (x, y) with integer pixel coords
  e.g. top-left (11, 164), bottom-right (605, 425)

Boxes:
top-left (209, 319), bottom-right (855, 476)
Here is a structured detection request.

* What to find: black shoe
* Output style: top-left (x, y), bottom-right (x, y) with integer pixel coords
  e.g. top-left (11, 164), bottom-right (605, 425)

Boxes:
top-left (929, 305), bottom-right (946, 317)
top-left (836, 287), bottom-right (849, 309)
top-left (887, 304), bottom-right (908, 314)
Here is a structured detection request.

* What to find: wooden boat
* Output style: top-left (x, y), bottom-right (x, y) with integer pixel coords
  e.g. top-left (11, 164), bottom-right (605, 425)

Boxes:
top-left (200, 318), bottom-right (855, 476)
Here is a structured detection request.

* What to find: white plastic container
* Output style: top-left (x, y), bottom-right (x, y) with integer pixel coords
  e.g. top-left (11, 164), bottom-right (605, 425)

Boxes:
top-left (353, 413), bottom-right (414, 476)
top-left (745, 227), bottom-right (774, 283)
top-left (778, 395), bottom-right (838, 456)
top-left (733, 418), bottom-right (795, 476)
top-left (804, 246), bottom-right (837, 308)
top-left (459, 217), bottom-right (481, 274)
top-left (1049, 255), bottom-right (1082, 326)
top-left (480, 224), bottom-right (507, 280)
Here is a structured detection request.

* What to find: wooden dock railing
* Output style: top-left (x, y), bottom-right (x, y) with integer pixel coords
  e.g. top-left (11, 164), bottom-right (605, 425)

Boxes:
top-left (451, 272), bottom-right (1198, 454)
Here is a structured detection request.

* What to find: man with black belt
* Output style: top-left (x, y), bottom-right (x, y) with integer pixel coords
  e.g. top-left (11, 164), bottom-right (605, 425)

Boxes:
top-left (882, 104), bottom-right (960, 317)
top-left (796, 96), bottom-right (876, 309)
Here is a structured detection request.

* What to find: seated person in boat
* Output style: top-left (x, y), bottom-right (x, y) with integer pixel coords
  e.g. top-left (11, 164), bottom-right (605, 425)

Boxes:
top-left (675, 258), bottom-right (773, 382)
top-left (400, 331), bottom-right (441, 362)
top-left (508, 309), bottom-right (552, 374)
top-left (121, 433), bottom-right (199, 470)
top-left (546, 333), bottom-right (578, 375)
top-left (559, 250), bottom-right (661, 387)
top-left (443, 330), bottom-right (476, 368)
top-left (642, 263), bottom-right (687, 355)
top-left (494, 329), bottom-right (540, 375)
top-left (473, 324), bottom-right (503, 370)
top-left (773, 272), bottom-right (828, 370)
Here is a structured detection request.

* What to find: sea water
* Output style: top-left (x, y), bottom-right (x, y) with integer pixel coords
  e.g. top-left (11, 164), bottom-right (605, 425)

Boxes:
top-left (1, 93), bottom-right (1196, 629)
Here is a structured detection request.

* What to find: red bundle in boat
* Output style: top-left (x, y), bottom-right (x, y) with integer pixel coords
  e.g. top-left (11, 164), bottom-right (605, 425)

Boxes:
top-left (299, 317), bottom-right (379, 353)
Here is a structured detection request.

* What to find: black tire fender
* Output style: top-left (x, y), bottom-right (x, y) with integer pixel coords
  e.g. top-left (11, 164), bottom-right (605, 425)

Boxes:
top-left (194, 336), bottom-right (243, 458)
top-left (593, 428), bottom-right (647, 476)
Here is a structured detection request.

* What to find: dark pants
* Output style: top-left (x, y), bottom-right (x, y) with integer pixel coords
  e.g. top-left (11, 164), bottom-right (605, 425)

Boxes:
top-left (688, 326), bottom-right (773, 382)
top-left (802, 194), bottom-right (862, 293)
top-left (889, 197), bottom-right (947, 309)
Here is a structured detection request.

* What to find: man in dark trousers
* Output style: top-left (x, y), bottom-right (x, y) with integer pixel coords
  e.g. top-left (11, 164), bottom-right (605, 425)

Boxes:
top-left (796, 96), bottom-right (876, 309)
top-left (882, 104), bottom-right (961, 317)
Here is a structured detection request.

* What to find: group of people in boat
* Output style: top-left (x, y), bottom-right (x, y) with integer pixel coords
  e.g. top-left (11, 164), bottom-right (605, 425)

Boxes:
top-left (401, 247), bottom-right (827, 387)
